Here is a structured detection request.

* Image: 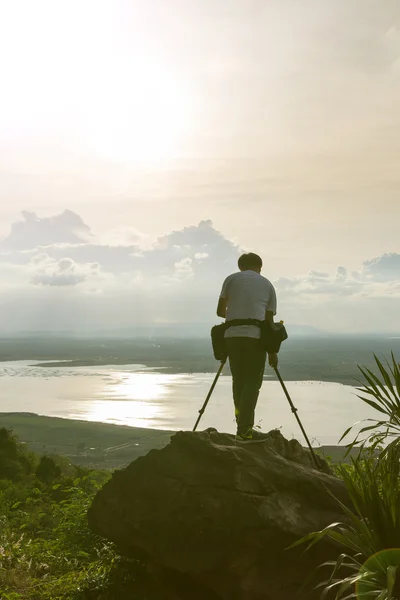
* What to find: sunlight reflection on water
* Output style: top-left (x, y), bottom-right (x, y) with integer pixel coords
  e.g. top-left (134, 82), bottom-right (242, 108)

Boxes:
top-left (104, 371), bottom-right (184, 401)
top-left (0, 361), bottom-right (379, 445)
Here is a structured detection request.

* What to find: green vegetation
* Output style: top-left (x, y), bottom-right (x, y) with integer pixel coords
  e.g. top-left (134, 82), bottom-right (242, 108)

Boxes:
top-left (340, 352), bottom-right (400, 455)
top-left (0, 428), bottom-right (157, 600)
top-left (295, 354), bottom-right (400, 599)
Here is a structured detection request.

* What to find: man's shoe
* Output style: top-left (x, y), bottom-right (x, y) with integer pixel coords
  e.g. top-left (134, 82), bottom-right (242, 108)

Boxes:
top-left (236, 428), bottom-right (266, 441)
top-left (251, 428), bottom-right (267, 440)
top-left (236, 428), bottom-right (253, 440)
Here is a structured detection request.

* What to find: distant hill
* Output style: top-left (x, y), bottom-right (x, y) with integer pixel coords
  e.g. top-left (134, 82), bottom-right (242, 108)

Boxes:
top-left (0, 322), bottom-right (325, 339)
top-left (285, 324), bottom-right (323, 337)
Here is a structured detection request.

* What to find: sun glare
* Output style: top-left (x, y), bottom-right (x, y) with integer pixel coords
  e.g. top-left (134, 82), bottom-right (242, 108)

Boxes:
top-left (105, 372), bottom-right (176, 402)
top-left (82, 62), bottom-right (191, 165)
top-left (0, 0), bottom-right (193, 166)
top-left (83, 371), bottom-right (183, 428)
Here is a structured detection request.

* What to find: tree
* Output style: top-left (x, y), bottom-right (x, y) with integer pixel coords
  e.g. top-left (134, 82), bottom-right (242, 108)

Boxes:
top-left (36, 456), bottom-right (61, 483)
top-left (0, 428), bottom-right (35, 480)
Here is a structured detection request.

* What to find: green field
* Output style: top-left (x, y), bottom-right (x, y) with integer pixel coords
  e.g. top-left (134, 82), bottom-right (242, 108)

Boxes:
top-left (0, 413), bottom-right (172, 469)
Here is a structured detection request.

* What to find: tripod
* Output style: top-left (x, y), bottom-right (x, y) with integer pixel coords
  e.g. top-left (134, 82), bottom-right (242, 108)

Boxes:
top-left (193, 358), bottom-right (227, 432)
top-left (273, 368), bottom-right (320, 470)
top-left (193, 361), bottom-right (320, 470)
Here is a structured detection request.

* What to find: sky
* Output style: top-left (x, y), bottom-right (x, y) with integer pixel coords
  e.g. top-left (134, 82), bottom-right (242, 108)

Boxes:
top-left (0, 0), bottom-right (400, 334)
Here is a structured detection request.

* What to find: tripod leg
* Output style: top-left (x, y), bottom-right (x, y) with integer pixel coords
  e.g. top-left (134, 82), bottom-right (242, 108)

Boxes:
top-left (274, 368), bottom-right (320, 470)
top-left (193, 359), bottom-right (226, 432)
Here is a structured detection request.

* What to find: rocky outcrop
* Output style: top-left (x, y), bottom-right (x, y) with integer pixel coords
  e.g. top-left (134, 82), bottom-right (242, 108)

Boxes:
top-left (88, 429), bottom-right (348, 600)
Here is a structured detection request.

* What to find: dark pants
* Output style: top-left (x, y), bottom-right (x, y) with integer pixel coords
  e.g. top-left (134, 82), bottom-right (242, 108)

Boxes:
top-left (226, 337), bottom-right (266, 434)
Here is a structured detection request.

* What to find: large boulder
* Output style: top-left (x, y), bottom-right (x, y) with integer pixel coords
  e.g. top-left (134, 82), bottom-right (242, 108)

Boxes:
top-left (88, 429), bottom-right (348, 600)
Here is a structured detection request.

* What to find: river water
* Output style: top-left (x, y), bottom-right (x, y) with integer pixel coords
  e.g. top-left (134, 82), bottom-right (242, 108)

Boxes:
top-left (0, 361), bottom-right (377, 446)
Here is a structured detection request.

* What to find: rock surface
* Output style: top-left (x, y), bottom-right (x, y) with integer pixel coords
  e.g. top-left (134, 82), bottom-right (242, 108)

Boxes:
top-left (88, 429), bottom-right (348, 600)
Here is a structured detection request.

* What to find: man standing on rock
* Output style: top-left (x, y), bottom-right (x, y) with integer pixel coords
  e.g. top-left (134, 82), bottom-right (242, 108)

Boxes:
top-left (217, 253), bottom-right (278, 440)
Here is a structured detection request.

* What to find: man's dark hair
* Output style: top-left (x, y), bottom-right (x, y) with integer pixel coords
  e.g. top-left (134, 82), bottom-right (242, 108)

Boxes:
top-left (238, 253), bottom-right (263, 271)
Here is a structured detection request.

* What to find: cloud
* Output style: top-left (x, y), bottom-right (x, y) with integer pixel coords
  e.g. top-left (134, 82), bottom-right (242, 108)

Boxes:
top-left (361, 253), bottom-right (400, 282)
top-left (270, 257), bottom-right (400, 333)
top-left (273, 259), bottom-right (400, 333)
top-left (275, 255), bottom-right (400, 301)
top-left (30, 254), bottom-right (101, 287)
top-left (194, 252), bottom-right (209, 261)
top-left (100, 226), bottom-right (153, 249)
top-left (173, 257), bottom-right (193, 280)
top-left (1, 216), bottom-right (239, 281)
top-left (0, 209), bottom-right (399, 334)
top-left (336, 266), bottom-right (347, 280)
top-left (0, 210), bottom-right (93, 251)
top-left (0, 211), bottom-right (243, 332)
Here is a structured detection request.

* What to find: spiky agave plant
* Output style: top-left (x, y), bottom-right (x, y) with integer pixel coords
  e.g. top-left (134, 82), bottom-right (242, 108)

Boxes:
top-left (291, 444), bottom-right (400, 598)
top-left (340, 353), bottom-right (400, 455)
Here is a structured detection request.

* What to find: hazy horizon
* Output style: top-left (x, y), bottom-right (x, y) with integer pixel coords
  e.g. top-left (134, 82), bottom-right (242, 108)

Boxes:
top-left (1, 321), bottom-right (400, 339)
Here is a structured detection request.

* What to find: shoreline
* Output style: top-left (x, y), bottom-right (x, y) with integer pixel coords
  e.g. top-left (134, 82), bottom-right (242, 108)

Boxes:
top-left (0, 334), bottom-right (399, 388)
top-left (1, 358), bottom-right (360, 386)
top-left (0, 412), bottom-right (356, 469)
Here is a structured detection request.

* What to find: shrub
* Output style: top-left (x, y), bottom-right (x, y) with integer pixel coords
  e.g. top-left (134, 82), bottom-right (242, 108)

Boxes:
top-left (294, 353), bottom-right (400, 599)
top-left (341, 353), bottom-right (400, 455)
